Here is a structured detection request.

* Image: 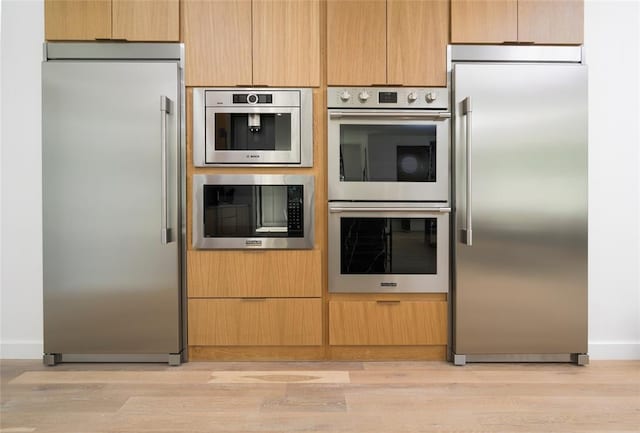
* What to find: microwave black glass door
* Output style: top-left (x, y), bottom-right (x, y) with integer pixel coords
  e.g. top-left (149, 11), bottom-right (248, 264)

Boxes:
top-left (214, 113), bottom-right (292, 151)
top-left (202, 185), bottom-right (303, 238)
top-left (339, 124), bottom-right (436, 182)
top-left (340, 217), bottom-right (437, 274)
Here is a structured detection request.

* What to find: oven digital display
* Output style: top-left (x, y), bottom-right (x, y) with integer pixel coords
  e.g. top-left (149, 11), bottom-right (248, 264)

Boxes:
top-left (378, 92), bottom-right (397, 103)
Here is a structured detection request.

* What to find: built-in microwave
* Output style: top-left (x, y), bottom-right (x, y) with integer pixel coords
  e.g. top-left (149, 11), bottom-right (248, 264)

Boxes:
top-left (193, 88), bottom-right (313, 167)
top-left (192, 174), bottom-right (314, 249)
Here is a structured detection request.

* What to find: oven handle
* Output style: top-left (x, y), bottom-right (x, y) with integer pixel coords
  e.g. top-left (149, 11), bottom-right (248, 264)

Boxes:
top-left (329, 111), bottom-right (451, 120)
top-left (160, 95), bottom-right (172, 245)
top-left (329, 206), bottom-right (451, 214)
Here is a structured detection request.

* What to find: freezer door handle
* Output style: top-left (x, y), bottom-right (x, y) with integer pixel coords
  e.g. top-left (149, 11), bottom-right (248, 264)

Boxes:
top-left (461, 97), bottom-right (473, 246)
top-left (160, 95), bottom-right (173, 244)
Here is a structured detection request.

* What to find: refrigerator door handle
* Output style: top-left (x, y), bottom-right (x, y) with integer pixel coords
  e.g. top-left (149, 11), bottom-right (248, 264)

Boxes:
top-left (461, 97), bottom-right (472, 246)
top-left (160, 95), bottom-right (173, 244)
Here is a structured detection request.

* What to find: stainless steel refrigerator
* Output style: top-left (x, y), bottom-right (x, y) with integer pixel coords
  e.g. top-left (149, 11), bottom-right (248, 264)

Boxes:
top-left (42, 43), bottom-right (184, 365)
top-left (451, 46), bottom-right (588, 365)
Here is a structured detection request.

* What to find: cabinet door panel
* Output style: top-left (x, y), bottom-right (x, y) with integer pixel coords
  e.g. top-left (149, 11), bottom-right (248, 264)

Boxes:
top-left (329, 300), bottom-right (447, 345)
top-left (182, 0), bottom-right (252, 86)
top-left (451, 0), bottom-right (517, 43)
top-left (45, 0), bottom-right (111, 40)
top-left (387, 0), bottom-right (449, 86)
top-left (253, 0), bottom-right (320, 87)
top-left (327, 0), bottom-right (386, 85)
top-left (187, 250), bottom-right (322, 298)
top-left (189, 299), bottom-right (322, 346)
top-left (518, 0), bottom-right (583, 44)
top-left (112, 0), bottom-right (179, 41)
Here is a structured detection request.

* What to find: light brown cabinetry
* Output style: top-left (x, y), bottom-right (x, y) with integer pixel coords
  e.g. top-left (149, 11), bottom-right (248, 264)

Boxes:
top-left (517, 0), bottom-right (583, 44)
top-left (451, 0), bottom-right (583, 44)
top-left (189, 298), bottom-right (323, 346)
top-left (45, 0), bottom-right (179, 41)
top-left (327, 0), bottom-right (449, 86)
top-left (187, 250), bottom-right (322, 298)
top-left (182, 0), bottom-right (320, 87)
top-left (329, 300), bottom-right (447, 345)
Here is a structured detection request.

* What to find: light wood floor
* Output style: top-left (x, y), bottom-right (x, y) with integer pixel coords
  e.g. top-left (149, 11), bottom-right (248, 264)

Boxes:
top-left (1, 360), bottom-right (638, 433)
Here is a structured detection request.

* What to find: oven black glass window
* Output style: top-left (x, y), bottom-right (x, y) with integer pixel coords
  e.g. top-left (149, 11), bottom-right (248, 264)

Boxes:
top-left (214, 113), bottom-right (292, 151)
top-left (339, 124), bottom-right (436, 182)
top-left (202, 185), bottom-right (303, 238)
top-left (340, 217), bottom-right (437, 274)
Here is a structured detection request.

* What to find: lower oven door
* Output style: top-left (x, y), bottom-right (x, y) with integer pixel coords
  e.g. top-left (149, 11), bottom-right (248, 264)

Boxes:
top-left (328, 203), bottom-right (449, 293)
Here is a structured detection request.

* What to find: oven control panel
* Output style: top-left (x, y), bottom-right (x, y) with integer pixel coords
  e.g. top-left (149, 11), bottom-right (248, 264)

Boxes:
top-left (287, 186), bottom-right (304, 237)
top-left (328, 87), bottom-right (449, 110)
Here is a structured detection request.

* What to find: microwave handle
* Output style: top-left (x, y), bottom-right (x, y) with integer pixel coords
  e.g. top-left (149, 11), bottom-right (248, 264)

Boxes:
top-left (461, 97), bottom-right (472, 246)
top-left (160, 95), bottom-right (172, 244)
top-left (329, 111), bottom-right (451, 120)
top-left (329, 206), bottom-right (451, 214)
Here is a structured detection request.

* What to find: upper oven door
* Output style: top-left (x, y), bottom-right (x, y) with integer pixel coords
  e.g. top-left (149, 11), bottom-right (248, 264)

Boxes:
top-left (328, 203), bottom-right (450, 293)
top-left (328, 110), bottom-right (450, 201)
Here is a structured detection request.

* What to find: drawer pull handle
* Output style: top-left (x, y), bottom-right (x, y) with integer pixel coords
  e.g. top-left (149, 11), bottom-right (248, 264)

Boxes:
top-left (376, 300), bottom-right (401, 305)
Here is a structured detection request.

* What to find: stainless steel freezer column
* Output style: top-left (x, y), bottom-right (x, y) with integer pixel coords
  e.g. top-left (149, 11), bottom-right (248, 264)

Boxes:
top-left (452, 62), bottom-right (588, 363)
top-left (42, 59), bottom-right (182, 362)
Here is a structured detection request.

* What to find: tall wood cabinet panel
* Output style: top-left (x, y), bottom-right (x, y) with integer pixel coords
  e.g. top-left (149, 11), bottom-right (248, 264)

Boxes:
top-left (518, 0), bottom-right (583, 44)
top-left (45, 0), bottom-right (111, 41)
top-left (387, 0), bottom-right (449, 86)
top-left (450, 0), bottom-right (518, 43)
top-left (112, 0), bottom-right (179, 41)
top-left (181, 0), bottom-right (253, 86)
top-left (327, 0), bottom-right (387, 85)
top-left (253, 0), bottom-right (320, 87)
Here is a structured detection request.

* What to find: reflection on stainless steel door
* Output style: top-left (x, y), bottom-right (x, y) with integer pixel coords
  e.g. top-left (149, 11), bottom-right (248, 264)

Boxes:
top-left (453, 62), bottom-right (588, 357)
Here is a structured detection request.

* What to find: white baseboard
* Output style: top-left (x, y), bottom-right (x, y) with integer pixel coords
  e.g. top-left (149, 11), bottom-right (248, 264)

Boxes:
top-left (589, 342), bottom-right (640, 360)
top-left (0, 341), bottom-right (43, 359)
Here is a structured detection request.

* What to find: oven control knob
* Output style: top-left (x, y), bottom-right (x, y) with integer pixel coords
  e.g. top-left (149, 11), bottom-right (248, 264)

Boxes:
top-left (426, 92), bottom-right (437, 103)
top-left (407, 92), bottom-right (418, 103)
top-left (358, 91), bottom-right (370, 102)
top-left (339, 90), bottom-right (351, 102)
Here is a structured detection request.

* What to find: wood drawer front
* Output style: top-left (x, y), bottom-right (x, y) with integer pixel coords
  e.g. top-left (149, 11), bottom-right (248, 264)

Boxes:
top-left (187, 250), bottom-right (321, 298)
top-left (189, 298), bottom-right (322, 346)
top-left (329, 300), bottom-right (447, 346)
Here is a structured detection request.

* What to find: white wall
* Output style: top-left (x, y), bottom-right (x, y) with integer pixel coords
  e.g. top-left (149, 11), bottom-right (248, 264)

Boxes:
top-left (0, 0), bottom-right (44, 359)
top-left (585, 0), bottom-right (640, 359)
top-left (0, 0), bottom-right (638, 360)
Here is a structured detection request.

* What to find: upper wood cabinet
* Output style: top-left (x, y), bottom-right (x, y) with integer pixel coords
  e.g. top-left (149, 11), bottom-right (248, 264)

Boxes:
top-left (387, 0), bottom-right (449, 86)
top-left (327, 0), bottom-right (449, 87)
top-left (450, 0), bottom-right (517, 43)
top-left (182, 0), bottom-right (321, 87)
top-left (45, 0), bottom-right (111, 40)
top-left (112, 0), bottom-right (179, 41)
top-left (327, 0), bottom-right (387, 86)
top-left (518, 0), bottom-right (583, 44)
top-left (182, 0), bottom-right (253, 87)
top-left (45, 0), bottom-right (179, 41)
top-left (451, 0), bottom-right (583, 44)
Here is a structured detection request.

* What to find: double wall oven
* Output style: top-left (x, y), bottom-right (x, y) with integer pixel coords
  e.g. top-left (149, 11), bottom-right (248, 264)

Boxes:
top-left (327, 87), bottom-right (450, 293)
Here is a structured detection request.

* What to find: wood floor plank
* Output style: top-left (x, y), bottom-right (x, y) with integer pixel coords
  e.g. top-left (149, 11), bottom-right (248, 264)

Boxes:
top-left (0, 360), bottom-right (637, 433)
